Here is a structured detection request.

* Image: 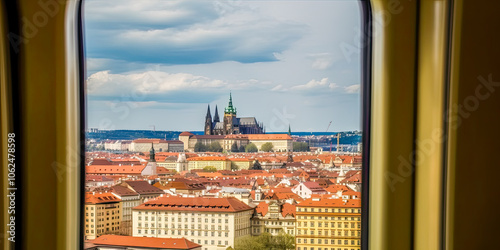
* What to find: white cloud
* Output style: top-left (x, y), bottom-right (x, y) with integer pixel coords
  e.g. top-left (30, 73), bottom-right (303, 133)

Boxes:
top-left (271, 84), bottom-right (285, 91)
top-left (86, 70), bottom-right (276, 103)
top-left (308, 53), bottom-right (334, 70)
top-left (344, 84), bottom-right (360, 93)
top-left (290, 78), bottom-right (338, 92)
top-left (87, 70), bottom-right (226, 96)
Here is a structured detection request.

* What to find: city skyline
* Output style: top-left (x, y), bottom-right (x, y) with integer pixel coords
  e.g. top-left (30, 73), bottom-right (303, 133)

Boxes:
top-left (85, 0), bottom-right (362, 132)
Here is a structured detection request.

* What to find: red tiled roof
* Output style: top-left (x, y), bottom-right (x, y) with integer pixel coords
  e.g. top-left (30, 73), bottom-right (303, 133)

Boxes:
top-left (85, 192), bottom-right (121, 204)
top-left (281, 203), bottom-right (296, 217)
top-left (86, 175), bottom-right (113, 182)
top-left (297, 198), bottom-right (361, 208)
top-left (124, 181), bottom-right (164, 195)
top-left (92, 235), bottom-right (201, 249)
top-left (86, 164), bottom-right (146, 175)
top-left (255, 202), bottom-right (269, 216)
top-left (134, 196), bottom-right (253, 213)
top-left (112, 185), bottom-right (139, 196)
top-left (179, 131), bottom-right (194, 136)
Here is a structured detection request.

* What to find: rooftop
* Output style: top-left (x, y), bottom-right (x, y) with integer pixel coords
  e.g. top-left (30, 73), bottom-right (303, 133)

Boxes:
top-left (92, 235), bottom-right (201, 249)
top-left (134, 196), bottom-right (253, 213)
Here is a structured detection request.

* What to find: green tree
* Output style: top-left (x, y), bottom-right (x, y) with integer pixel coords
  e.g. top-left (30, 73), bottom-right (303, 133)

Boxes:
top-left (293, 142), bottom-right (310, 152)
top-left (238, 145), bottom-right (246, 152)
top-left (203, 166), bottom-right (217, 172)
top-left (245, 143), bottom-right (258, 153)
top-left (231, 142), bottom-right (239, 152)
top-left (261, 142), bottom-right (274, 152)
top-left (234, 233), bottom-right (295, 250)
top-left (194, 142), bottom-right (207, 152)
top-left (231, 162), bottom-right (240, 170)
top-left (208, 141), bottom-right (223, 152)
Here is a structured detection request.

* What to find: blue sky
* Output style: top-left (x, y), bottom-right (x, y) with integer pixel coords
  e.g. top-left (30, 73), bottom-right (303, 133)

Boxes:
top-left (84, 0), bottom-right (362, 132)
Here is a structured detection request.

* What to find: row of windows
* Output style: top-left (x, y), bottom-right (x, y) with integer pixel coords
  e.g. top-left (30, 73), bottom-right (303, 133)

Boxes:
top-left (85, 227), bottom-right (120, 235)
top-left (85, 216), bottom-right (120, 222)
top-left (297, 230), bottom-right (360, 237)
top-left (297, 239), bottom-right (360, 245)
top-left (252, 220), bottom-right (294, 225)
top-left (137, 216), bottom-right (229, 223)
top-left (298, 216), bottom-right (360, 221)
top-left (137, 223), bottom-right (229, 230)
top-left (298, 208), bottom-right (361, 213)
top-left (138, 211), bottom-right (230, 217)
top-left (138, 229), bottom-right (230, 237)
top-left (297, 222), bottom-right (361, 228)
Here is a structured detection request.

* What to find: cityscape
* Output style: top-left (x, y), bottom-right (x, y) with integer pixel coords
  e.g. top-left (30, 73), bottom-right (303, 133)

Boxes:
top-left (84, 93), bottom-right (363, 250)
top-left (83, 1), bottom-right (362, 249)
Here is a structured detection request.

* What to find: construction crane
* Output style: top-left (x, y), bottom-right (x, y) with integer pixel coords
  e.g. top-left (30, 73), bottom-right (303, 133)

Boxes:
top-left (326, 121), bottom-right (332, 132)
top-left (327, 121), bottom-right (333, 152)
top-left (337, 133), bottom-right (341, 152)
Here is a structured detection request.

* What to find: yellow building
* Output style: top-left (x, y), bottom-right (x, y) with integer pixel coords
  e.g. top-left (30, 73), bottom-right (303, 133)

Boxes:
top-left (228, 157), bottom-right (253, 170)
top-left (251, 201), bottom-right (296, 236)
top-left (178, 132), bottom-right (293, 152)
top-left (187, 156), bottom-right (231, 171)
top-left (84, 192), bottom-right (122, 240)
top-left (295, 198), bottom-right (361, 250)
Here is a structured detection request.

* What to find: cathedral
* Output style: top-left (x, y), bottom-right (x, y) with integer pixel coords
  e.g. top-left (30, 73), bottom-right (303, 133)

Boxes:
top-left (204, 93), bottom-right (265, 135)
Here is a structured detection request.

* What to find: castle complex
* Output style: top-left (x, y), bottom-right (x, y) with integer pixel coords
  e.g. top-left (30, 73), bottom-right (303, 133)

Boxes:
top-left (204, 93), bottom-right (265, 135)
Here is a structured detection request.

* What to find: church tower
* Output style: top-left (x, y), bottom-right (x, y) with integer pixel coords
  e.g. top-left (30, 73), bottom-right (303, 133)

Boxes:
top-left (204, 104), bottom-right (213, 135)
top-left (213, 105), bottom-right (220, 123)
top-left (223, 93), bottom-right (237, 135)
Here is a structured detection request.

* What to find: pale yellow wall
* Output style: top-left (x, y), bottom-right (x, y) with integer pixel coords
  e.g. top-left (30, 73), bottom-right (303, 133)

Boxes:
top-left (188, 160), bottom-right (231, 171)
top-left (132, 209), bottom-right (252, 250)
top-left (295, 206), bottom-right (361, 250)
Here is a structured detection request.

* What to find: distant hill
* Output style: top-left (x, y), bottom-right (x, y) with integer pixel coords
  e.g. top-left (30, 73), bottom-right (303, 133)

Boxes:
top-left (86, 130), bottom-right (361, 145)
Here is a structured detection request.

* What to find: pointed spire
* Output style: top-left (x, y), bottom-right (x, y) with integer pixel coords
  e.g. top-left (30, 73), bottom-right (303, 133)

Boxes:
top-left (214, 105), bottom-right (220, 123)
top-left (288, 124), bottom-right (291, 135)
top-left (205, 104), bottom-right (212, 119)
top-left (149, 143), bottom-right (156, 162)
top-left (224, 92), bottom-right (236, 115)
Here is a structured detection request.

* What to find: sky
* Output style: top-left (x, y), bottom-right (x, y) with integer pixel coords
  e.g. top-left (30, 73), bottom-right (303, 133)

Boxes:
top-left (84, 0), bottom-right (362, 133)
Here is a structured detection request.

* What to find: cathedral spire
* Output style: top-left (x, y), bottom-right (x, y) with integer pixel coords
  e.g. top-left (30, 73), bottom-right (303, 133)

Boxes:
top-left (224, 92), bottom-right (236, 115)
top-left (214, 105), bottom-right (220, 123)
top-left (205, 104), bottom-right (212, 119)
top-left (149, 143), bottom-right (156, 162)
top-left (205, 104), bottom-right (213, 135)
top-left (288, 124), bottom-right (292, 135)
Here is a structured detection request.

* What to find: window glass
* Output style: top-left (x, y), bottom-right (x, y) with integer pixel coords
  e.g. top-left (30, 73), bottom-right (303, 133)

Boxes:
top-left (83, 1), bottom-right (365, 249)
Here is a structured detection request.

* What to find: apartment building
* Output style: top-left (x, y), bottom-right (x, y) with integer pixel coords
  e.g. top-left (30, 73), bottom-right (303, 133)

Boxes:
top-left (132, 196), bottom-right (253, 250)
top-left (251, 201), bottom-right (296, 236)
top-left (295, 198), bottom-right (361, 250)
top-left (84, 192), bottom-right (122, 240)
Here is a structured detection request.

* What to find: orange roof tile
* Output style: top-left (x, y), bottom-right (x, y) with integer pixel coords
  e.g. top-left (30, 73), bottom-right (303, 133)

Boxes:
top-left (281, 203), bottom-right (296, 217)
top-left (134, 196), bottom-right (253, 213)
top-left (86, 164), bottom-right (146, 175)
top-left (255, 202), bottom-right (269, 216)
top-left (92, 235), bottom-right (201, 249)
top-left (297, 198), bottom-right (361, 208)
top-left (85, 192), bottom-right (121, 204)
